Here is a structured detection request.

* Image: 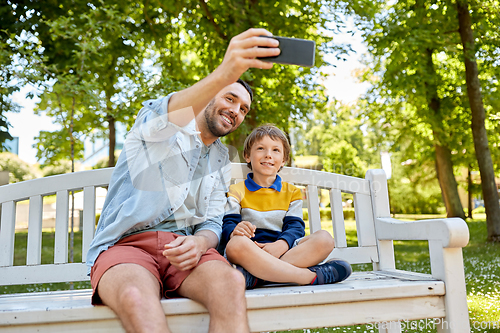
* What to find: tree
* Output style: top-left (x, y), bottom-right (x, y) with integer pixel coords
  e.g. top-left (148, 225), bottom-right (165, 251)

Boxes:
top-left (128, 1), bottom-right (352, 158)
top-left (456, 0), bottom-right (500, 241)
top-left (0, 2), bottom-right (24, 148)
top-left (353, 0), bottom-right (468, 218)
top-left (6, 1), bottom-right (352, 166)
top-left (0, 152), bottom-right (41, 183)
top-left (3, 1), bottom-right (166, 167)
top-left (295, 101), bottom-right (379, 178)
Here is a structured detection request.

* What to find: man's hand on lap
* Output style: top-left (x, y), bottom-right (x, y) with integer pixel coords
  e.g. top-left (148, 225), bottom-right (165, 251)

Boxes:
top-left (163, 235), bottom-right (209, 271)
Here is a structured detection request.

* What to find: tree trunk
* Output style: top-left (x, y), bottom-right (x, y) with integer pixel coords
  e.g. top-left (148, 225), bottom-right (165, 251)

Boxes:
top-left (434, 139), bottom-right (466, 219)
top-left (457, 0), bottom-right (500, 241)
top-left (105, 88), bottom-right (116, 167)
top-left (468, 167), bottom-right (473, 219)
top-left (107, 114), bottom-right (116, 167)
top-left (424, 48), bottom-right (465, 219)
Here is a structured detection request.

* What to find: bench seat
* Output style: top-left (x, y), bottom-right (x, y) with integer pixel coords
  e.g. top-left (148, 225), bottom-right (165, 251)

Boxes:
top-left (0, 270), bottom-right (445, 333)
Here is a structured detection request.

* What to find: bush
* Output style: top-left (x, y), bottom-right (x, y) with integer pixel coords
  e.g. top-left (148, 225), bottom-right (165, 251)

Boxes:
top-left (41, 160), bottom-right (72, 177)
top-left (387, 178), bottom-right (444, 214)
top-left (0, 152), bottom-right (41, 183)
top-left (302, 208), bottom-right (355, 221)
top-left (472, 206), bottom-right (485, 214)
top-left (92, 152), bottom-right (120, 169)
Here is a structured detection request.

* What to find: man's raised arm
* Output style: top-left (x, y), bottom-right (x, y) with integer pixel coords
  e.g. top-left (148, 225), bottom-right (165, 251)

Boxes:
top-left (167, 28), bottom-right (280, 127)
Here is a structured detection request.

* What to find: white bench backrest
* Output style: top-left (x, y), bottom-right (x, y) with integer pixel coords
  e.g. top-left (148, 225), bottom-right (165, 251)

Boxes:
top-left (234, 165), bottom-right (380, 265)
top-left (0, 164), bottom-right (384, 286)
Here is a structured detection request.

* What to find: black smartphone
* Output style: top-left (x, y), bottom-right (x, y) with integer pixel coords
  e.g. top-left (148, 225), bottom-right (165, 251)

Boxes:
top-left (258, 36), bottom-right (315, 67)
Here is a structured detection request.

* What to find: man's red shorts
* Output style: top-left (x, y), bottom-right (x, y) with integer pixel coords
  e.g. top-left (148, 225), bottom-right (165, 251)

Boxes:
top-left (90, 231), bottom-right (229, 305)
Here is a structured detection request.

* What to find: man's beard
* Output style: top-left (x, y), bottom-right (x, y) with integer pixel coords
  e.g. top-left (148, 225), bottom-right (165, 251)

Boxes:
top-left (204, 99), bottom-right (235, 138)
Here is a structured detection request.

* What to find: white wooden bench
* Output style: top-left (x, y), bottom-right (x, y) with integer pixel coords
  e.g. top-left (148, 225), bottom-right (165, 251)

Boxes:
top-left (0, 163), bottom-right (471, 332)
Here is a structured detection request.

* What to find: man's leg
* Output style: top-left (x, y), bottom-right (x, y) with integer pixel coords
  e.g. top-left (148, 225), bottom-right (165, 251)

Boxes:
top-left (97, 263), bottom-right (170, 333)
top-left (177, 260), bottom-right (250, 333)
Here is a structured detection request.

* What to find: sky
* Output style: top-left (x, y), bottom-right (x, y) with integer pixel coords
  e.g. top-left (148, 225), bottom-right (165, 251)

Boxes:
top-left (7, 21), bottom-right (370, 165)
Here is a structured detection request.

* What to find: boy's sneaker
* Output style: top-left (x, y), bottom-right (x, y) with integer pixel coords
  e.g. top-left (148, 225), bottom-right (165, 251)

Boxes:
top-left (234, 265), bottom-right (259, 289)
top-left (308, 259), bottom-right (352, 285)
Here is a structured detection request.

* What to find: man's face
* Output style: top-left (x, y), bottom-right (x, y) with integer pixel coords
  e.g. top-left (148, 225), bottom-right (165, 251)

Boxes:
top-left (204, 83), bottom-right (251, 138)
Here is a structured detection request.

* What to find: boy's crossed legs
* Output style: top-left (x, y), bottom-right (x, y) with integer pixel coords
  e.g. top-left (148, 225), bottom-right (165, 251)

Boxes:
top-left (226, 230), bottom-right (350, 287)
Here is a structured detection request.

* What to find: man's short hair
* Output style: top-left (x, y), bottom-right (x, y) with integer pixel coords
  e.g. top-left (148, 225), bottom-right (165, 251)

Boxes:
top-left (243, 124), bottom-right (290, 171)
top-left (236, 78), bottom-right (253, 102)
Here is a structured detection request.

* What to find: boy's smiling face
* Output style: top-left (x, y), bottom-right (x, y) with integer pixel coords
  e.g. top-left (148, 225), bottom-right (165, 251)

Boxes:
top-left (245, 135), bottom-right (286, 180)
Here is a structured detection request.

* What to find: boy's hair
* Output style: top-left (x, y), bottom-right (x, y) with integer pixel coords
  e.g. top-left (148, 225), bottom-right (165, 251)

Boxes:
top-left (236, 78), bottom-right (253, 102)
top-left (243, 124), bottom-right (291, 171)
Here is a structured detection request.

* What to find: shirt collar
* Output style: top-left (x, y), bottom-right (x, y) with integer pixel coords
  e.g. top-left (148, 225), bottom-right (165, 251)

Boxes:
top-left (245, 173), bottom-right (282, 192)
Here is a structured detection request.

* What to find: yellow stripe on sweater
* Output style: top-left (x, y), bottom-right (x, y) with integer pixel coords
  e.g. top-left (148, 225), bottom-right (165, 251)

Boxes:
top-left (227, 181), bottom-right (302, 212)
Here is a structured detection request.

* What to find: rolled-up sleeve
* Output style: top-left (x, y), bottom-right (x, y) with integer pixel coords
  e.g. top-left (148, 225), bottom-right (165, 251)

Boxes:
top-left (194, 162), bottom-right (232, 240)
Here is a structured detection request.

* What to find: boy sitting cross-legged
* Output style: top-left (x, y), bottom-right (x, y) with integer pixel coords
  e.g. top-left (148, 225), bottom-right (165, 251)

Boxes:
top-left (219, 124), bottom-right (352, 289)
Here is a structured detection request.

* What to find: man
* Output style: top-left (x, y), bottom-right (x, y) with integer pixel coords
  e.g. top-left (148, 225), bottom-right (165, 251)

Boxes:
top-left (86, 28), bottom-right (280, 333)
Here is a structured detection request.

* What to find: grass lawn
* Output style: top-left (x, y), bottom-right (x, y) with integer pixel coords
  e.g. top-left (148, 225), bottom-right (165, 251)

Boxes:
top-left (2, 217), bottom-right (499, 332)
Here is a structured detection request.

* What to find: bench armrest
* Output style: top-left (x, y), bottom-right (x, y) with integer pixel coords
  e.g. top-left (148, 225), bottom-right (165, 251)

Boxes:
top-left (375, 217), bottom-right (469, 248)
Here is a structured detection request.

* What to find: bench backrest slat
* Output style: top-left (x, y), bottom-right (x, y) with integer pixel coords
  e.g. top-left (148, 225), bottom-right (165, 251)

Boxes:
top-left (353, 193), bottom-right (377, 247)
top-left (329, 189), bottom-right (347, 248)
top-left (54, 190), bottom-right (69, 264)
top-left (306, 185), bottom-right (321, 234)
top-left (0, 201), bottom-right (16, 267)
top-left (82, 186), bottom-right (96, 262)
top-left (2, 263), bottom-right (88, 285)
top-left (27, 195), bottom-right (43, 266)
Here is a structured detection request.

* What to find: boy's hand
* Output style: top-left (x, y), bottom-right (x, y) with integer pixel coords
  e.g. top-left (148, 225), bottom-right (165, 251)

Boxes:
top-left (254, 240), bottom-right (289, 258)
top-left (231, 221), bottom-right (256, 239)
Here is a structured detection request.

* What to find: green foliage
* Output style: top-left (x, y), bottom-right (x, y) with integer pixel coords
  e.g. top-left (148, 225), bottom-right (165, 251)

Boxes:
top-left (0, 152), bottom-right (41, 183)
top-left (92, 153), bottom-right (120, 169)
top-left (35, 130), bottom-right (84, 169)
top-left (0, 36), bottom-right (17, 148)
top-left (40, 160), bottom-right (72, 177)
top-left (387, 151), bottom-right (445, 214)
top-left (388, 179), bottom-right (444, 215)
top-left (294, 103), bottom-right (379, 178)
top-left (472, 206), bottom-right (486, 214)
top-left (4, 0), bottom-right (354, 164)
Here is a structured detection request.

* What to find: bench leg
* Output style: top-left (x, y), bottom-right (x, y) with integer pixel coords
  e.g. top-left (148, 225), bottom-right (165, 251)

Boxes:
top-left (429, 241), bottom-right (471, 333)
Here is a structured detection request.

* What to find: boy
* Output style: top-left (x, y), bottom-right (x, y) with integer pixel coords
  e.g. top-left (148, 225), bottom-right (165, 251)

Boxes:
top-left (220, 124), bottom-right (352, 289)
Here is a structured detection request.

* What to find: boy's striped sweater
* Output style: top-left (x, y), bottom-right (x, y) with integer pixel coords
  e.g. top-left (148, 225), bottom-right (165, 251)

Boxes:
top-left (219, 173), bottom-right (305, 253)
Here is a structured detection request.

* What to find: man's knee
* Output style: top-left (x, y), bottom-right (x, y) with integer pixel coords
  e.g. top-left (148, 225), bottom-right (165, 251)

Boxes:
top-left (116, 284), bottom-right (149, 307)
top-left (97, 264), bottom-right (160, 309)
top-left (209, 265), bottom-right (247, 313)
top-left (208, 262), bottom-right (246, 294)
top-left (225, 265), bottom-right (246, 293)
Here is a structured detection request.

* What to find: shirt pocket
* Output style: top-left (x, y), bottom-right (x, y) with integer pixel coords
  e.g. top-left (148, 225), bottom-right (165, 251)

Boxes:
top-left (160, 136), bottom-right (191, 187)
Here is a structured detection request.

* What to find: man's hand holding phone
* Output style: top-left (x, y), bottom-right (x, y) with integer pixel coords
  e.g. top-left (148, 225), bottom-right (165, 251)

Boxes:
top-left (258, 35), bottom-right (315, 67)
top-left (217, 28), bottom-right (281, 83)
